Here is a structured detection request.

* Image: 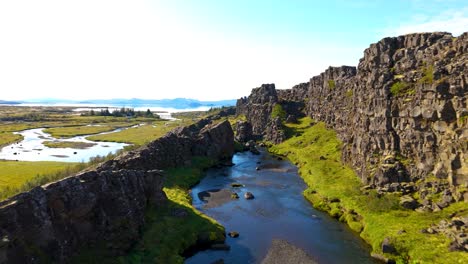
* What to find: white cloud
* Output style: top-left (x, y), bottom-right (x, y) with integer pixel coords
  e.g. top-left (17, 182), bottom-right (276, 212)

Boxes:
top-left (383, 8), bottom-right (468, 37)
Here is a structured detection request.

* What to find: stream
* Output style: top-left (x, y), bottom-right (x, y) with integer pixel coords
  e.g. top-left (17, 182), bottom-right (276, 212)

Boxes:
top-left (186, 150), bottom-right (379, 264)
top-left (0, 127), bottom-right (128, 162)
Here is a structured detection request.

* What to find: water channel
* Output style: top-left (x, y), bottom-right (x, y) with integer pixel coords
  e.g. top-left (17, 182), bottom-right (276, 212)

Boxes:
top-left (186, 150), bottom-right (379, 264)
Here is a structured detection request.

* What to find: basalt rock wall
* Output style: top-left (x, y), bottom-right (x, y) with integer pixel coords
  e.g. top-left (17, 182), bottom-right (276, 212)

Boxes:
top-left (0, 118), bottom-right (234, 263)
top-left (237, 32), bottom-right (468, 189)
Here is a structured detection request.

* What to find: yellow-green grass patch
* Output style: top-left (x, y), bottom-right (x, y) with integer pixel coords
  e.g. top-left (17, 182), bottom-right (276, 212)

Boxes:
top-left (0, 132), bottom-right (23, 147)
top-left (87, 120), bottom-right (191, 146)
top-left (0, 160), bottom-right (80, 200)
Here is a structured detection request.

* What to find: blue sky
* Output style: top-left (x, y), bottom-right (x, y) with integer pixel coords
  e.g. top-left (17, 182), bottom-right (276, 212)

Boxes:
top-left (0, 0), bottom-right (466, 100)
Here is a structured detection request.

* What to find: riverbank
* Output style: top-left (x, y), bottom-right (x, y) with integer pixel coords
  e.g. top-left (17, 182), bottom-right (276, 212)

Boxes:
top-left (186, 149), bottom-right (378, 264)
top-left (269, 117), bottom-right (467, 263)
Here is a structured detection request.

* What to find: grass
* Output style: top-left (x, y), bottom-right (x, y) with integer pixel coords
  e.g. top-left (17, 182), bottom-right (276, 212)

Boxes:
top-left (269, 117), bottom-right (468, 263)
top-left (271, 104), bottom-right (286, 120)
top-left (328, 79), bottom-right (336, 89)
top-left (44, 123), bottom-right (135, 138)
top-left (419, 65), bottom-right (434, 85)
top-left (73, 157), bottom-right (225, 264)
top-left (87, 120), bottom-right (191, 146)
top-left (0, 151), bottom-right (126, 201)
top-left (0, 131), bottom-right (23, 147)
top-left (390, 81), bottom-right (414, 97)
top-left (0, 160), bottom-right (81, 200)
top-left (43, 141), bottom-right (97, 149)
top-left (122, 156), bottom-right (224, 263)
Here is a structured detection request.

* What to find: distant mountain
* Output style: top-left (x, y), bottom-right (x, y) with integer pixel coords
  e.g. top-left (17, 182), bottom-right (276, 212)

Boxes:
top-left (21, 98), bottom-right (237, 109)
top-left (0, 100), bottom-right (21, 105)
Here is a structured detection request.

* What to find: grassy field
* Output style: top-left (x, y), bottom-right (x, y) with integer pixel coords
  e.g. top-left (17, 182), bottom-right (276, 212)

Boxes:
top-left (43, 123), bottom-right (135, 138)
top-left (0, 131), bottom-right (23, 147)
top-left (0, 160), bottom-right (81, 200)
top-left (269, 117), bottom-right (468, 264)
top-left (86, 120), bottom-right (192, 146)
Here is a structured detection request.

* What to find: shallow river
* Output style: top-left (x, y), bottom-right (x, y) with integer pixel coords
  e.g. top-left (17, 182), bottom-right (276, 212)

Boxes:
top-left (0, 128), bottom-right (127, 162)
top-left (186, 150), bottom-right (379, 264)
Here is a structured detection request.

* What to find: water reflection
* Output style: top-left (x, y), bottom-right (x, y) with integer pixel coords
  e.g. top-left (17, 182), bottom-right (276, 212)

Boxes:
top-left (0, 128), bottom-right (128, 162)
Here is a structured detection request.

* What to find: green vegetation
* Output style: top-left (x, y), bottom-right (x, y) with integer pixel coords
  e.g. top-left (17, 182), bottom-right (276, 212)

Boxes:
top-left (328, 79), bottom-right (336, 89)
top-left (394, 74), bottom-right (404, 79)
top-left (269, 117), bottom-right (468, 263)
top-left (43, 141), bottom-right (97, 149)
top-left (81, 107), bottom-right (158, 118)
top-left (0, 152), bottom-right (126, 201)
top-left (345, 89), bottom-right (353, 98)
top-left (0, 131), bottom-right (23, 147)
top-left (0, 161), bottom-right (81, 200)
top-left (73, 157), bottom-right (225, 264)
top-left (271, 104), bottom-right (286, 120)
top-left (44, 123), bottom-right (134, 138)
top-left (420, 65), bottom-right (434, 85)
top-left (390, 81), bottom-right (414, 97)
top-left (87, 120), bottom-right (190, 146)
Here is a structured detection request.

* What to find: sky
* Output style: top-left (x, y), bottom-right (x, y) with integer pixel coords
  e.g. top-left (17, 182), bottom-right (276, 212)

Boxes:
top-left (0, 0), bottom-right (467, 101)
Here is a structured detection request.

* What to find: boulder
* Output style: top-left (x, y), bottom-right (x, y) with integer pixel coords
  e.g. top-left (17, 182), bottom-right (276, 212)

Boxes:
top-left (399, 195), bottom-right (419, 210)
top-left (244, 192), bottom-right (255, 200)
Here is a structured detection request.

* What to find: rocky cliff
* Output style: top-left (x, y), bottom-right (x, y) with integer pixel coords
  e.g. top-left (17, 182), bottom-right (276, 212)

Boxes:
top-left (0, 119), bottom-right (234, 263)
top-left (237, 32), bottom-right (467, 194)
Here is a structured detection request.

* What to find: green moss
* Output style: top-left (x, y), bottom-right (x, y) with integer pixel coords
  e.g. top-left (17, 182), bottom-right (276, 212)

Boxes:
top-left (269, 118), bottom-right (468, 263)
top-left (390, 82), bottom-right (409, 96)
top-left (419, 65), bottom-right (434, 85)
top-left (346, 89), bottom-right (353, 98)
top-left (271, 104), bottom-right (286, 120)
top-left (328, 79), bottom-right (336, 89)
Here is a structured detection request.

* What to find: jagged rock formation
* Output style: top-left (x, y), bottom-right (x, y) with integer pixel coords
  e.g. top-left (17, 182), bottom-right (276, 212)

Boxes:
top-left (236, 84), bottom-right (278, 137)
top-left (237, 32), bottom-right (468, 190)
top-left (101, 120), bottom-right (234, 170)
top-left (0, 119), bottom-right (234, 263)
top-left (234, 121), bottom-right (253, 143)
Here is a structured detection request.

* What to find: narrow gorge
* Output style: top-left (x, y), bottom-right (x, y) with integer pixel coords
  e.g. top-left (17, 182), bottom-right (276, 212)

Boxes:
top-left (0, 32), bottom-right (466, 263)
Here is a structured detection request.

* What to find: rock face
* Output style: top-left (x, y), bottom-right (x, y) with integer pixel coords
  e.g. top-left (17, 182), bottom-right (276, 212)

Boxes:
top-left (236, 84), bottom-right (278, 137)
top-left (234, 121), bottom-right (253, 143)
top-left (100, 119), bottom-right (234, 171)
top-left (0, 169), bottom-right (165, 264)
top-left (0, 118), bottom-right (235, 263)
top-left (238, 32), bottom-right (468, 189)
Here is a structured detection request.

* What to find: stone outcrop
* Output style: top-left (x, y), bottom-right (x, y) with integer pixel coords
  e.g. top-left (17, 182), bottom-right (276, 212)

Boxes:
top-left (0, 118), bottom-right (235, 263)
top-left (0, 169), bottom-right (165, 264)
top-left (237, 32), bottom-right (468, 191)
top-left (236, 84), bottom-right (278, 137)
top-left (234, 121), bottom-right (253, 143)
top-left (100, 119), bottom-right (234, 170)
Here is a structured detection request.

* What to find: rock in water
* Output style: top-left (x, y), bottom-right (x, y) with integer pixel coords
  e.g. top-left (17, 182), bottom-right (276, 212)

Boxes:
top-left (244, 192), bottom-right (255, 200)
top-left (261, 239), bottom-right (318, 264)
